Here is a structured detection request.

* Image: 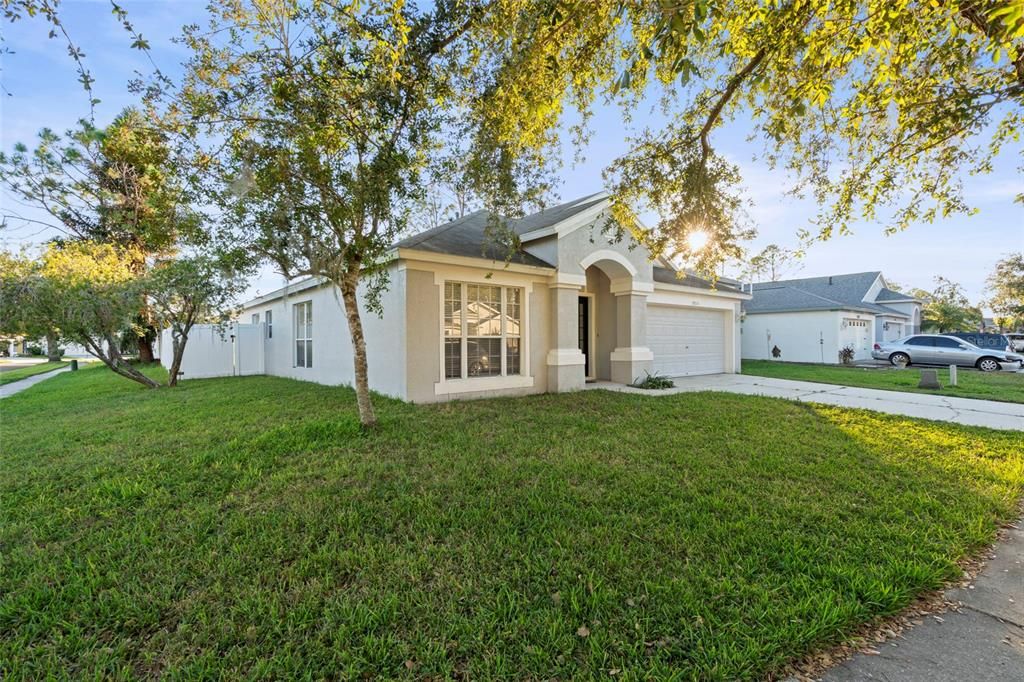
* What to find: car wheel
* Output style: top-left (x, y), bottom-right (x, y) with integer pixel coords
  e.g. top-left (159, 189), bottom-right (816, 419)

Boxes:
top-left (977, 357), bottom-right (1001, 372)
top-left (890, 352), bottom-right (910, 367)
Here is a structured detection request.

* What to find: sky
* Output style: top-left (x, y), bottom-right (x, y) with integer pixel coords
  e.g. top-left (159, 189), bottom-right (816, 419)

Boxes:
top-left (2, 1), bottom-right (1022, 310)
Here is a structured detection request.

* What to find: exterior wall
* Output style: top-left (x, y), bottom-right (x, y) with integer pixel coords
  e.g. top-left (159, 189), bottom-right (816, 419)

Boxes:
top-left (554, 216), bottom-right (655, 286)
top-left (402, 261), bottom-right (552, 403)
top-left (237, 265), bottom-right (406, 399)
top-left (742, 311), bottom-right (841, 363)
top-left (878, 301), bottom-right (921, 333)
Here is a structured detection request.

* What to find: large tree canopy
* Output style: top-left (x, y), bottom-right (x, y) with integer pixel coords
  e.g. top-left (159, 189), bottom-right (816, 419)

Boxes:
top-left (172, 0), bottom-right (499, 428)
top-left (469, 0), bottom-right (1024, 272)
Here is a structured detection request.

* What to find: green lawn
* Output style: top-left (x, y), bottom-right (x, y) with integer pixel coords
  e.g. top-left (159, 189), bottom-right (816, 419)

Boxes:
top-left (0, 361), bottom-right (69, 386)
top-left (743, 359), bottom-right (1024, 404)
top-left (2, 366), bottom-right (1022, 679)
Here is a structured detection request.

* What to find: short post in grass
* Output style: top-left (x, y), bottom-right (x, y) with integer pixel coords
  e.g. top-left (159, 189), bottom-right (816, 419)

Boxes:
top-left (918, 368), bottom-right (941, 389)
top-left (949, 364), bottom-right (957, 386)
top-left (70, 360), bottom-right (78, 371)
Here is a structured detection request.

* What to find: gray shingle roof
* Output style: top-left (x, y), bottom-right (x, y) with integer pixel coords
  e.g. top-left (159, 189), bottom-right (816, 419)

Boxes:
top-left (653, 266), bottom-right (744, 293)
top-left (392, 210), bottom-right (554, 268)
top-left (392, 193), bottom-right (615, 268)
top-left (875, 288), bottom-right (917, 302)
top-left (746, 271), bottom-right (909, 317)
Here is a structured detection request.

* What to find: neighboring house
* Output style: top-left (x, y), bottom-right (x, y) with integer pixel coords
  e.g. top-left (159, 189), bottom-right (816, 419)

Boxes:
top-left (741, 272), bottom-right (922, 363)
top-left (164, 192), bottom-right (751, 402)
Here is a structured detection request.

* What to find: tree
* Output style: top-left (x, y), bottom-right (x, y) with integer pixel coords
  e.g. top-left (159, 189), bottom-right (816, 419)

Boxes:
top-left (987, 252), bottom-right (1024, 330)
top-left (1, 242), bottom-right (161, 387)
top-left (0, 108), bottom-right (200, 361)
top-left (467, 1), bottom-right (1024, 273)
top-left (744, 244), bottom-right (802, 282)
top-left (145, 255), bottom-right (248, 387)
top-left (174, 0), bottom-right (486, 429)
top-left (916, 276), bottom-right (984, 333)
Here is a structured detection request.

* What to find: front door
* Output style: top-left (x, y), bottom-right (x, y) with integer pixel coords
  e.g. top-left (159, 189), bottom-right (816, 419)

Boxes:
top-left (578, 296), bottom-right (590, 378)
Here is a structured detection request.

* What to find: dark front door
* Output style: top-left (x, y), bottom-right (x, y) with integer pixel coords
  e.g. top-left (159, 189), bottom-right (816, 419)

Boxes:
top-left (578, 296), bottom-right (590, 377)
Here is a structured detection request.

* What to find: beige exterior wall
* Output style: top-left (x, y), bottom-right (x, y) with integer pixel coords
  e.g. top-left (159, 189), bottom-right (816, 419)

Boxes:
top-left (402, 260), bottom-right (553, 403)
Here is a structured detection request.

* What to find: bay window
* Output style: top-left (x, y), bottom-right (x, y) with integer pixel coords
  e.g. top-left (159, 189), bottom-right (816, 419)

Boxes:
top-left (444, 281), bottom-right (522, 379)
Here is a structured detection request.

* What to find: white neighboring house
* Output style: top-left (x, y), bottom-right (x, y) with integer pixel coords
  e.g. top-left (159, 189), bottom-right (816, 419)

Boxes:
top-left (741, 272), bottom-right (922, 363)
top-left (163, 192), bottom-right (752, 402)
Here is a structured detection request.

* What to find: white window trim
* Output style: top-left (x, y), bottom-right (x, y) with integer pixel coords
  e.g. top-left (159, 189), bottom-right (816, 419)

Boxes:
top-left (266, 310), bottom-right (273, 339)
top-left (293, 300), bottom-right (313, 368)
top-left (435, 275), bottom-right (534, 396)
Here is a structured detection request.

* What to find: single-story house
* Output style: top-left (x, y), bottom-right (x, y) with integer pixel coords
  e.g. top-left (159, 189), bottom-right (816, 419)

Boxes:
top-left (741, 272), bottom-right (922, 363)
top-left (165, 192), bottom-right (751, 401)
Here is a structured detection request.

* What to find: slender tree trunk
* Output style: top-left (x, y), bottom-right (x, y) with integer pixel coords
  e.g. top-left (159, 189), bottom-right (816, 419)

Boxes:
top-left (167, 323), bottom-right (193, 388)
top-left (137, 333), bottom-right (156, 364)
top-left (340, 266), bottom-right (377, 429)
top-left (45, 330), bottom-right (61, 362)
top-left (82, 335), bottom-right (161, 388)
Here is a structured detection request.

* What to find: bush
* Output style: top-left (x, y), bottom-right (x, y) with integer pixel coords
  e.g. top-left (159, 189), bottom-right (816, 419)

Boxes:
top-left (630, 371), bottom-right (675, 390)
top-left (837, 345), bottom-right (855, 365)
top-left (25, 344), bottom-right (44, 356)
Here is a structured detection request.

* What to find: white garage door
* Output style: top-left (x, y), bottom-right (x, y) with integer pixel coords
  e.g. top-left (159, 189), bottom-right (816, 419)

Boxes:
top-left (647, 306), bottom-right (726, 376)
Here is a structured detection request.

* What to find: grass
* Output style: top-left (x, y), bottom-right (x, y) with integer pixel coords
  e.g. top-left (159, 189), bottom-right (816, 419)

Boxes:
top-left (743, 359), bottom-right (1024, 404)
top-left (2, 366), bottom-right (1022, 680)
top-left (0, 361), bottom-right (69, 386)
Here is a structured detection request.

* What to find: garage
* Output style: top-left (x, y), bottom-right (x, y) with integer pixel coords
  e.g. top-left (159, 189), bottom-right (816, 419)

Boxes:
top-left (647, 305), bottom-right (726, 376)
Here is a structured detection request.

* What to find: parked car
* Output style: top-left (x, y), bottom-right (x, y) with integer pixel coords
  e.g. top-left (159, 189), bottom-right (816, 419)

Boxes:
top-left (1006, 333), bottom-right (1024, 353)
top-left (948, 332), bottom-right (1012, 352)
top-left (872, 334), bottom-right (1023, 372)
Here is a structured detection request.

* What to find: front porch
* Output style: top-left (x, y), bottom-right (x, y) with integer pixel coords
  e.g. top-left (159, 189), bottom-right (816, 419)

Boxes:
top-left (546, 252), bottom-right (654, 392)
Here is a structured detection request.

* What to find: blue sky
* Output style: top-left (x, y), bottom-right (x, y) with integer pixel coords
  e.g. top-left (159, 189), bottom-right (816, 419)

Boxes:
top-left (2, 0), bottom-right (1021, 309)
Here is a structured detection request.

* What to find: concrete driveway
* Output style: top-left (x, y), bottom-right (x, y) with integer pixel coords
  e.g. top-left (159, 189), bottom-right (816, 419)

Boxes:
top-left (587, 374), bottom-right (1024, 431)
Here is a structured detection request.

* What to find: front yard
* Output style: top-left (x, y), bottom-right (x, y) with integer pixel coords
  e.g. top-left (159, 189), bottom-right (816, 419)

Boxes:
top-left (2, 366), bottom-right (1022, 679)
top-left (743, 359), bottom-right (1024, 404)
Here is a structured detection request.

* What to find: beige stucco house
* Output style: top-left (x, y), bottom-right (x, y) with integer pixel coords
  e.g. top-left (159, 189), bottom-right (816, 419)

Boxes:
top-left (167, 193), bottom-right (750, 401)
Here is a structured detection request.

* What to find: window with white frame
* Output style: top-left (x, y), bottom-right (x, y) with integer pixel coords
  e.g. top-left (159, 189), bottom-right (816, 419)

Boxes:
top-left (251, 313), bottom-right (260, 324)
top-left (294, 301), bottom-right (312, 368)
top-left (444, 281), bottom-right (522, 379)
top-left (266, 310), bottom-right (273, 338)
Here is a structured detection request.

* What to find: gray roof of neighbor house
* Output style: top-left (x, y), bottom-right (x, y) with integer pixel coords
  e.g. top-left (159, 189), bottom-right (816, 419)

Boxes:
top-left (653, 266), bottom-right (744, 293)
top-left (874, 287), bottom-right (918, 302)
top-left (392, 193), bottom-right (612, 268)
top-left (746, 271), bottom-right (910, 317)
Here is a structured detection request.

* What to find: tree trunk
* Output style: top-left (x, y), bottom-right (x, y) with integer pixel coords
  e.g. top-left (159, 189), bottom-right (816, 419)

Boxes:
top-left (340, 267), bottom-right (377, 429)
top-left (82, 335), bottom-right (161, 389)
top-left (166, 323), bottom-right (193, 388)
top-left (137, 334), bottom-right (156, 364)
top-left (45, 330), bottom-right (61, 362)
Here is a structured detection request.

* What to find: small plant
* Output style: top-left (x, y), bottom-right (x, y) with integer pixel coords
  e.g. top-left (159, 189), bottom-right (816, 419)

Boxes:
top-left (838, 345), bottom-right (856, 365)
top-left (630, 371), bottom-right (675, 390)
top-left (25, 344), bottom-right (44, 356)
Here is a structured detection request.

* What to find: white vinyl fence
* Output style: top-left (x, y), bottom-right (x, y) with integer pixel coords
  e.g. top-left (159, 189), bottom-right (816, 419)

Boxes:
top-left (159, 323), bottom-right (265, 380)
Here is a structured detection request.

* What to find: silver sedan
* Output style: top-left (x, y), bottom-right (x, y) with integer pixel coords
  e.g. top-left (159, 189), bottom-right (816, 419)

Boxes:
top-left (872, 334), bottom-right (1023, 372)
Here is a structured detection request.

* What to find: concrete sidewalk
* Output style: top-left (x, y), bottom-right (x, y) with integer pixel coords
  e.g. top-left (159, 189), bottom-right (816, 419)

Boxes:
top-left (820, 522), bottom-right (1024, 681)
top-left (586, 374), bottom-right (1024, 430)
top-left (0, 365), bottom-right (71, 399)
